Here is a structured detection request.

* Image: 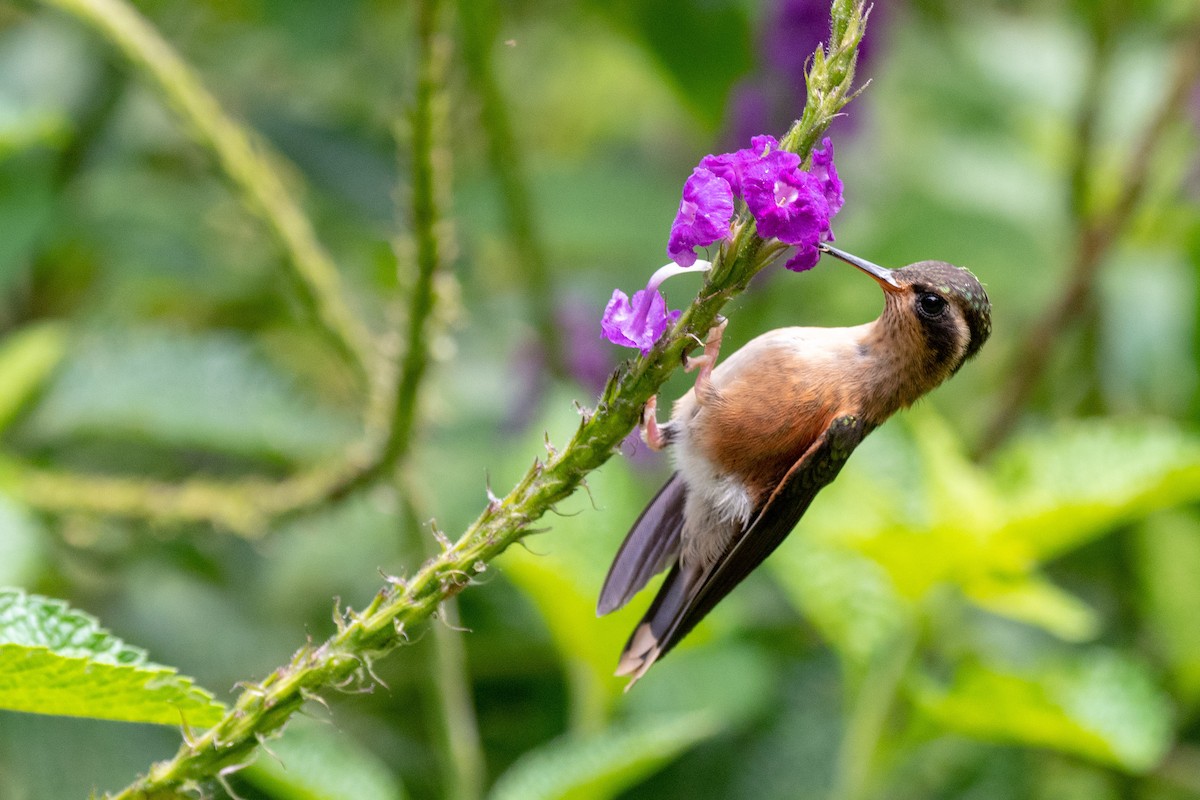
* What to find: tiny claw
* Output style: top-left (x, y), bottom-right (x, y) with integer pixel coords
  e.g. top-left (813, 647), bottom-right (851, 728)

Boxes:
top-left (640, 396), bottom-right (668, 451)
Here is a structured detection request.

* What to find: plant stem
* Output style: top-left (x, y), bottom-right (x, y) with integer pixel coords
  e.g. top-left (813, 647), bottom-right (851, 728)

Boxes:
top-left (398, 4), bottom-right (485, 798)
top-left (40, 0), bottom-right (378, 386)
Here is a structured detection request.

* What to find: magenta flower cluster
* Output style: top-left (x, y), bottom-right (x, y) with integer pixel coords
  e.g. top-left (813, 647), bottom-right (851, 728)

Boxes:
top-left (680, 134), bottom-right (842, 272)
top-left (602, 135), bottom-right (843, 355)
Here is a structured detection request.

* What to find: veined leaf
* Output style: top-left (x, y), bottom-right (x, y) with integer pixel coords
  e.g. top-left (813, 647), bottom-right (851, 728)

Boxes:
top-left (487, 712), bottom-right (719, 800)
top-left (0, 588), bottom-right (225, 726)
top-left (914, 651), bottom-right (1172, 772)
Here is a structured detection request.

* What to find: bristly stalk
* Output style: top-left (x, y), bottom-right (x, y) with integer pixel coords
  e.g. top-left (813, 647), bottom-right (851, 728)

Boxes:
top-left (397, 2), bottom-right (486, 798)
top-left (104, 3), bottom-right (870, 796)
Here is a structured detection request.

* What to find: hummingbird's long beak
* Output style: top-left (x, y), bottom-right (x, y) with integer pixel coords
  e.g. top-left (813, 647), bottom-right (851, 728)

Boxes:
top-left (819, 243), bottom-right (901, 291)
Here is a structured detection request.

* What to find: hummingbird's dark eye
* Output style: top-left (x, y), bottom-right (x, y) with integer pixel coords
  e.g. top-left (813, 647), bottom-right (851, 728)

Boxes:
top-left (917, 292), bottom-right (947, 318)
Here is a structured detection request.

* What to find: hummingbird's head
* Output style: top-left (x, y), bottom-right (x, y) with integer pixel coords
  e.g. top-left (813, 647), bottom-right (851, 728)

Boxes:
top-left (819, 244), bottom-right (992, 376)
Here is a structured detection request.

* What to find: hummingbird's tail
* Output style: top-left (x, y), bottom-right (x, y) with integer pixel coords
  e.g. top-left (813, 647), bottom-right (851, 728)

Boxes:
top-left (613, 563), bottom-right (693, 686)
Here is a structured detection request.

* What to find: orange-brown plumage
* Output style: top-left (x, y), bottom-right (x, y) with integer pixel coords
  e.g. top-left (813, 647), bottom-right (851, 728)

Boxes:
top-left (598, 245), bottom-right (992, 685)
top-left (686, 338), bottom-right (851, 501)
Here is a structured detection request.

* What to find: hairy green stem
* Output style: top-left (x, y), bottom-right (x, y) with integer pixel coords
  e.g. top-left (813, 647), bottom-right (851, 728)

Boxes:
top-left (392, 0), bottom-right (444, 471)
top-left (106, 2), bottom-right (867, 796)
top-left (399, 4), bottom-right (485, 798)
top-left (40, 0), bottom-right (377, 385)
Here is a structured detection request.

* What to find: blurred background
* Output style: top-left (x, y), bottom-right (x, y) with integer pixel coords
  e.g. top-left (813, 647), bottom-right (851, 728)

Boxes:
top-left (0, 0), bottom-right (1198, 798)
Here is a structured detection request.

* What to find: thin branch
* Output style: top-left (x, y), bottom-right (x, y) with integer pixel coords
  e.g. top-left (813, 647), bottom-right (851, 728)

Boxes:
top-left (40, 0), bottom-right (378, 385)
top-left (104, 4), bottom-right (869, 796)
top-left (4, 454), bottom-right (385, 539)
top-left (331, 0), bottom-right (454, 500)
top-left (400, 2), bottom-right (485, 798)
top-left (977, 29), bottom-right (1200, 457)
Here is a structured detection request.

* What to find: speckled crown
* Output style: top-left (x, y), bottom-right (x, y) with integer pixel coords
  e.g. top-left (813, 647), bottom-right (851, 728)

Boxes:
top-left (899, 260), bottom-right (992, 361)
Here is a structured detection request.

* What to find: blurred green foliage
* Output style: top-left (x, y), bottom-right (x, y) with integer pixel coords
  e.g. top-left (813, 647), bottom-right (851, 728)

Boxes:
top-left (0, 0), bottom-right (1198, 798)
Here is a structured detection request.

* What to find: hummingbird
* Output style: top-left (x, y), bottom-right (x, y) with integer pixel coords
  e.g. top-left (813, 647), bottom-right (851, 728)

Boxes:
top-left (597, 243), bottom-right (992, 685)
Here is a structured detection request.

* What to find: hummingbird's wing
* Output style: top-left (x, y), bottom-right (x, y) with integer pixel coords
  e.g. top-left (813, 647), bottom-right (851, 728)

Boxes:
top-left (615, 414), bottom-right (872, 682)
top-left (596, 472), bottom-right (687, 615)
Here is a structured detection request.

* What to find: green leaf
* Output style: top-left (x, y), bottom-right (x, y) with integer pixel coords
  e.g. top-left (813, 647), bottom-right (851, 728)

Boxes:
top-left (241, 716), bottom-right (406, 800)
top-left (994, 421), bottom-right (1200, 562)
top-left (773, 416), bottom-right (1200, 647)
top-left (965, 575), bottom-right (1099, 643)
top-left (914, 651), bottom-right (1173, 772)
top-left (0, 322), bottom-right (69, 436)
top-left (486, 712), bottom-right (720, 800)
top-left (0, 588), bottom-right (225, 726)
top-left (22, 329), bottom-right (357, 463)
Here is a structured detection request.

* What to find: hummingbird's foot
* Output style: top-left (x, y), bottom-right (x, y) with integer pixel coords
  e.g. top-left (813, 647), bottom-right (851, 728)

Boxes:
top-left (640, 396), bottom-right (669, 451)
top-left (684, 317), bottom-right (727, 400)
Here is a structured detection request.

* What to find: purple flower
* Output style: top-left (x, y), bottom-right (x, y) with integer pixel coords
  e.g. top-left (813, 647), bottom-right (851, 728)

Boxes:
top-left (810, 137), bottom-right (843, 216)
top-left (668, 167), bottom-right (735, 267)
top-left (784, 242), bottom-right (822, 272)
top-left (601, 261), bottom-right (711, 355)
top-left (742, 149), bottom-right (830, 251)
top-left (699, 134), bottom-right (780, 196)
top-left (608, 130), bottom-right (847, 358)
top-left (601, 287), bottom-right (681, 356)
